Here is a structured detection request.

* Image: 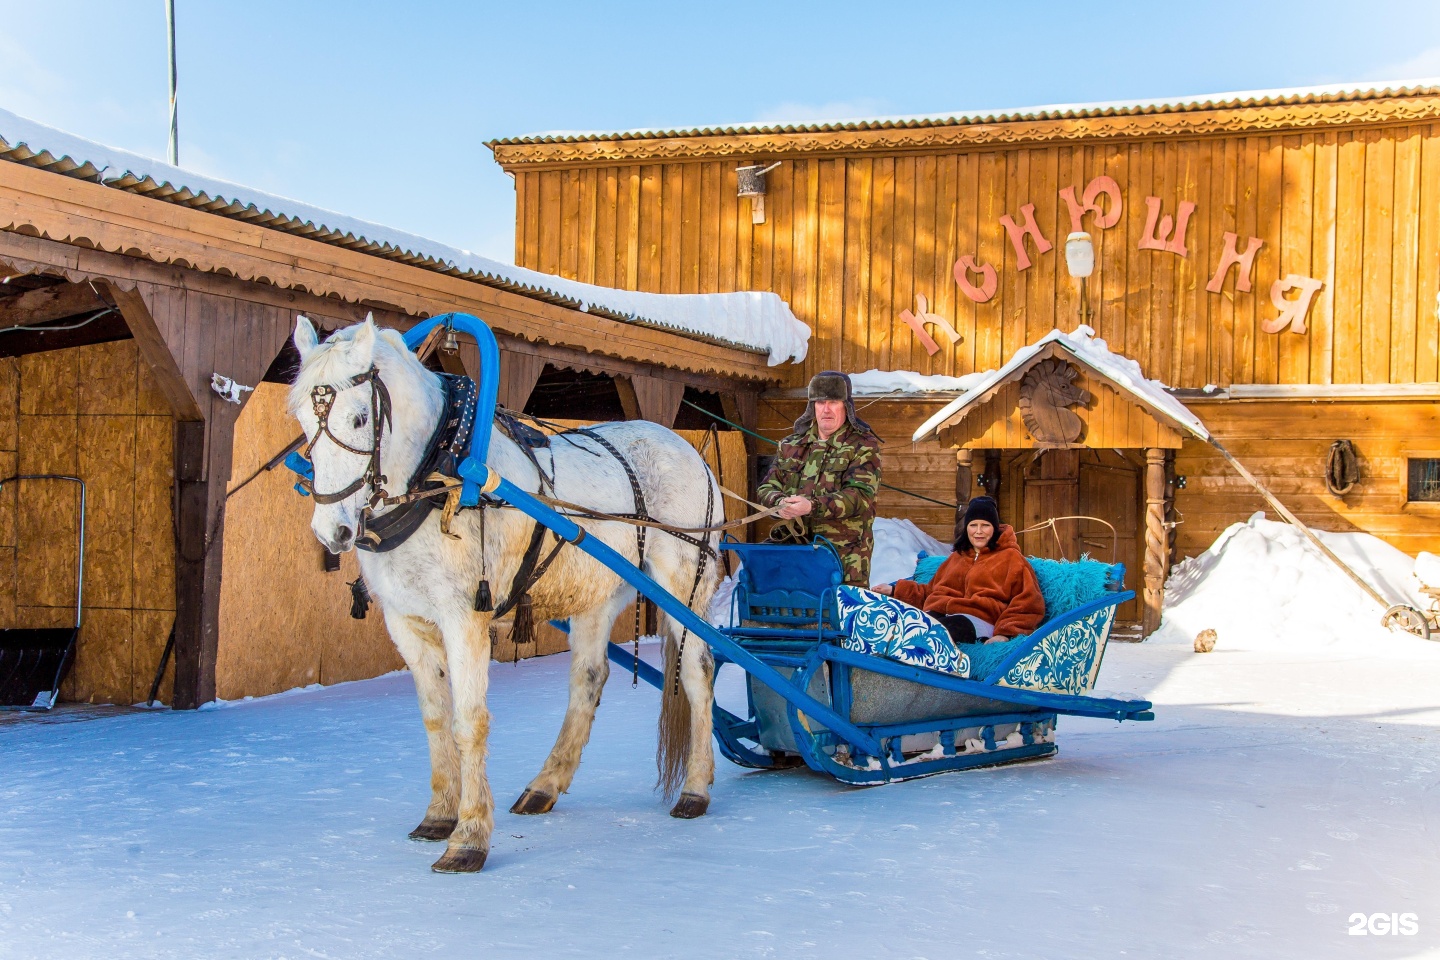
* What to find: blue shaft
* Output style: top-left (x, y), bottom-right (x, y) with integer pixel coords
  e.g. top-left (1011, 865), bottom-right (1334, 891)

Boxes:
top-left (403, 314), bottom-right (499, 505)
top-left (458, 460), bottom-right (882, 756)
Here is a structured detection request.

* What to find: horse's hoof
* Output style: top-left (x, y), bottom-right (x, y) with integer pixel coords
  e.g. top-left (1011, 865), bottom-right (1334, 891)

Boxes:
top-left (431, 844), bottom-right (489, 873)
top-left (509, 789), bottom-right (556, 815)
top-left (408, 817), bottom-right (456, 842)
top-left (669, 793), bottom-right (710, 819)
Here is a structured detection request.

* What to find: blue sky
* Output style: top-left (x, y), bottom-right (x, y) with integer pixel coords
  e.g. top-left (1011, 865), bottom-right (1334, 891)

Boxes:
top-left (2, 1), bottom-right (1437, 264)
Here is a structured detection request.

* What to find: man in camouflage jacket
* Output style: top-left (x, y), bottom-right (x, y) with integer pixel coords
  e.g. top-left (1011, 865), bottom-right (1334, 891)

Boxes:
top-left (758, 371), bottom-right (882, 586)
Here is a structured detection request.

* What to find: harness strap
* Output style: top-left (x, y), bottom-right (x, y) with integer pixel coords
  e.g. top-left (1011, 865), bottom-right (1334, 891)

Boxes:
top-left (493, 521), bottom-right (566, 621)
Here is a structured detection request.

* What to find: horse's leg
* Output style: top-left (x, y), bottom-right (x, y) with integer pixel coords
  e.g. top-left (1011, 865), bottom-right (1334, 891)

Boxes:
top-left (431, 610), bottom-right (496, 874)
top-left (512, 591), bottom-right (629, 815)
top-left (384, 611), bottom-right (460, 841)
top-left (666, 612), bottom-right (717, 820)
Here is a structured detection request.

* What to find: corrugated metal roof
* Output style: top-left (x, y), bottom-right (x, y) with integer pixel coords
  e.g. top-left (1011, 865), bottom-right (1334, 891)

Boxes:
top-left (491, 79), bottom-right (1440, 145)
top-left (0, 108), bottom-right (810, 364)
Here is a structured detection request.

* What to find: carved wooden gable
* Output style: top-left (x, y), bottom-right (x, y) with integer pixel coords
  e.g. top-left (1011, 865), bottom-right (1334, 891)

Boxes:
top-left (932, 343), bottom-right (1186, 450)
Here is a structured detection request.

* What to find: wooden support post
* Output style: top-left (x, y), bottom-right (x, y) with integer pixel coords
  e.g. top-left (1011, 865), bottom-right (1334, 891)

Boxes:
top-left (1143, 448), bottom-right (1169, 637)
top-left (615, 373), bottom-right (684, 426)
top-left (982, 449), bottom-right (1002, 504)
top-left (954, 449), bottom-right (973, 542)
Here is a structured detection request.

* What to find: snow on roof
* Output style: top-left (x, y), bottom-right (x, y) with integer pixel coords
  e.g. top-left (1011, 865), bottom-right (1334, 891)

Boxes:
top-left (0, 106), bottom-right (810, 366)
top-left (911, 326), bottom-right (1211, 443)
top-left (497, 79), bottom-right (1440, 143)
top-left (848, 369), bottom-right (989, 396)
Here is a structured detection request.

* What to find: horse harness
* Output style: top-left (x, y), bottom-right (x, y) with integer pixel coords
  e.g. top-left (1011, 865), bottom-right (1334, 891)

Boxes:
top-left (302, 369), bottom-right (715, 651)
top-left (301, 368), bottom-right (479, 554)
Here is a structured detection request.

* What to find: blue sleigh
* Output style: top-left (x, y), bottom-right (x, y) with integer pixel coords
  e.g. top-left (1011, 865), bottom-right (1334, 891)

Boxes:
top-left (663, 540), bottom-right (1153, 785)
top-left (294, 312), bottom-right (1152, 786)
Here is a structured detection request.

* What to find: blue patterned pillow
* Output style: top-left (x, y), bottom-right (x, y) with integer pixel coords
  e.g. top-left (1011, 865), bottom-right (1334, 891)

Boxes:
top-left (836, 586), bottom-right (971, 677)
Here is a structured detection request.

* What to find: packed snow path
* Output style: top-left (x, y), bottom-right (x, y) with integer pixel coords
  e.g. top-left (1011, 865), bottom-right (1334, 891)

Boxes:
top-left (3, 633), bottom-right (1438, 959)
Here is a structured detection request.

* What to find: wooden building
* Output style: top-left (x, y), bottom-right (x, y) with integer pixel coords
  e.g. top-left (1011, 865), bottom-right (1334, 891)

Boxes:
top-left (492, 81), bottom-right (1440, 630)
top-left (0, 111), bottom-right (784, 707)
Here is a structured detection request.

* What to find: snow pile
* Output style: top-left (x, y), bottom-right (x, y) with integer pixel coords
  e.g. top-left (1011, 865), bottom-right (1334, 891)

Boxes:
top-left (0, 107), bottom-right (810, 365)
top-left (913, 325), bottom-right (1209, 443)
top-left (849, 369), bottom-right (988, 395)
top-left (869, 517), bottom-right (950, 585)
top-left (1415, 551), bottom-right (1440, 590)
top-left (1156, 512), bottom-right (1436, 653)
top-left (706, 517), bottom-right (949, 625)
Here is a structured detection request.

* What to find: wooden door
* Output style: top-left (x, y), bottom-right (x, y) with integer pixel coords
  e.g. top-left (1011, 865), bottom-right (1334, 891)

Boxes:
top-left (1077, 450), bottom-right (1141, 623)
top-left (1019, 449), bottom-right (1080, 561)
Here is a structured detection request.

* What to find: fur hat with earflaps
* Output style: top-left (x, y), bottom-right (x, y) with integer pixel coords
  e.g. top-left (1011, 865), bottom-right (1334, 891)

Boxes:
top-left (792, 371), bottom-right (875, 437)
top-left (954, 495), bottom-right (1002, 551)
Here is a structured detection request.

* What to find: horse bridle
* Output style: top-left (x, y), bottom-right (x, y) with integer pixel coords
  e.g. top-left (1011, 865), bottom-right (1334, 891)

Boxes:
top-left (301, 366), bottom-right (394, 507)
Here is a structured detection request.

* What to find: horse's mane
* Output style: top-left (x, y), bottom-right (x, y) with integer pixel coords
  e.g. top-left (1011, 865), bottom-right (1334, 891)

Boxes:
top-left (288, 323), bottom-right (431, 417)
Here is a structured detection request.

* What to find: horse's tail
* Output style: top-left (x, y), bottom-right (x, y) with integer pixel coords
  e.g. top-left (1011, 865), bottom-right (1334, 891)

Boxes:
top-left (656, 632), bottom-right (690, 800)
top-left (656, 490), bottom-right (723, 798)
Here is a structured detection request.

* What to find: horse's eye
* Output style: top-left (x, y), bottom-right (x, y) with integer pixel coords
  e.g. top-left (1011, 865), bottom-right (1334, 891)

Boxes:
top-left (353, 412), bottom-right (368, 430)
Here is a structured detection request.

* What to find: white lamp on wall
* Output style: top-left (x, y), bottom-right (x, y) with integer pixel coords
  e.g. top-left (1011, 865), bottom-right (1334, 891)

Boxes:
top-left (1064, 231), bottom-right (1094, 326)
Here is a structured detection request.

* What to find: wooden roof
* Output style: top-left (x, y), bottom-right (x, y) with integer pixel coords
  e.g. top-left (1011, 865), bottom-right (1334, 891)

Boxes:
top-left (491, 82), bottom-right (1440, 167)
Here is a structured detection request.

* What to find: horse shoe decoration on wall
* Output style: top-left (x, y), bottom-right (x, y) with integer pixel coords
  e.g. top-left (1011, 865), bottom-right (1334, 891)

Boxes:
top-left (1019, 358), bottom-right (1091, 447)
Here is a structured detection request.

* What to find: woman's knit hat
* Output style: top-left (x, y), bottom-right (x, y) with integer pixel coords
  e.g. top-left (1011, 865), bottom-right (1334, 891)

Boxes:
top-left (954, 495), bottom-right (1002, 551)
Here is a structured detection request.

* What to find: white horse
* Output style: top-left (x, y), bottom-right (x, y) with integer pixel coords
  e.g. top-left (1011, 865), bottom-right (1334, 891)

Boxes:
top-left (289, 316), bottom-right (722, 873)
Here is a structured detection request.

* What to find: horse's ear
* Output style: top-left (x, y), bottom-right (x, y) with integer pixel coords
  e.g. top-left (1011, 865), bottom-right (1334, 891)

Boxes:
top-left (294, 315), bottom-right (319, 359)
top-left (351, 315), bottom-right (379, 364)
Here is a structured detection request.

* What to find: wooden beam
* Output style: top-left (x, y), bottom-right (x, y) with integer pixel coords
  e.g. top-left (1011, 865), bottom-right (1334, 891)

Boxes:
top-left (497, 347), bottom-right (546, 411)
top-left (0, 280), bottom-right (106, 327)
top-left (100, 281), bottom-right (204, 420)
top-left (0, 164), bottom-right (778, 383)
top-left (614, 376), bottom-right (642, 421)
top-left (618, 373), bottom-right (684, 426)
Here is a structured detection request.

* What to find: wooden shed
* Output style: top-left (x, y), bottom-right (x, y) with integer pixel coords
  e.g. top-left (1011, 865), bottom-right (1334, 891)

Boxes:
top-left (491, 80), bottom-right (1440, 628)
top-left (0, 110), bottom-right (790, 708)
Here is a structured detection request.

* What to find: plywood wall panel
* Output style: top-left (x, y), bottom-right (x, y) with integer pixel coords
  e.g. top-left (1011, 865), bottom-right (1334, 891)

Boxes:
top-left (77, 415), bottom-right (136, 609)
top-left (131, 609), bottom-right (175, 705)
top-left (77, 339), bottom-right (139, 416)
top-left (217, 382), bottom-right (400, 701)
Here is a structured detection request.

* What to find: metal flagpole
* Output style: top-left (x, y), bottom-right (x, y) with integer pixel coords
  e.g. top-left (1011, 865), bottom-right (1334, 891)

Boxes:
top-left (166, 0), bottom-right (178, 166)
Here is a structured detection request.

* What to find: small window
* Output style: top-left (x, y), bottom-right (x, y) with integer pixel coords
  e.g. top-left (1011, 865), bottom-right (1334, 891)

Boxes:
top-left (1408, 459), bottom-right (1440, 502)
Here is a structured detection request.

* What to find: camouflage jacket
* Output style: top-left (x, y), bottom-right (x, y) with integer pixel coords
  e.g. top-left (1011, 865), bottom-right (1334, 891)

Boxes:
top-left (757, 422), bottom-right (882, 586)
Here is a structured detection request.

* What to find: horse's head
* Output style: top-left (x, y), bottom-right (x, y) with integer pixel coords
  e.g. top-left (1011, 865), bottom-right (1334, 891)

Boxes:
top-left (289, 314), bottom-right (441, 553)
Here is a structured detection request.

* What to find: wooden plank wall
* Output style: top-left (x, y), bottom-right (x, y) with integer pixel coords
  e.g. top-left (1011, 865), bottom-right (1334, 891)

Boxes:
top-left (0, 340), bottom-right (175, 705)
top-left (759, 394), bottom-right (1440, 594)
top-left (515, 123), bottom-right (1440, 390)
top-left (1174, 398), bottom-right (1440, 559)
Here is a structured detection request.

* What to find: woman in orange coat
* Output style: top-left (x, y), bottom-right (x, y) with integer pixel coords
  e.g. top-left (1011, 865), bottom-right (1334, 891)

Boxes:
top-left (875, 496), bottom-right (1045, 645)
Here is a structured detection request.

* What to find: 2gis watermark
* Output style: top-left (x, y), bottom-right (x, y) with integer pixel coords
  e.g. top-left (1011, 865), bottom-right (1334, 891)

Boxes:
top-left (1348, 913), bottom-right (1420, 936)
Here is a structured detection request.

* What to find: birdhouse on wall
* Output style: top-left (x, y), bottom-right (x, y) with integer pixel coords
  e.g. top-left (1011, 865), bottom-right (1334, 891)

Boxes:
top-left (736, 162), bottom-right (781, 224)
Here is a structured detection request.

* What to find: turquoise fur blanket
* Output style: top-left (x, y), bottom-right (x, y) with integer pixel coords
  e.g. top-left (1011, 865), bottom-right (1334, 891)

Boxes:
top-left (909, 552), bottom-right (1121, 680)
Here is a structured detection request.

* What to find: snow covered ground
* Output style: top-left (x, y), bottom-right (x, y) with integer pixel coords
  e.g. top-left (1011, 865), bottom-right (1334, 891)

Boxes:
top-left (4, 518), bottom-right (1440, 959)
